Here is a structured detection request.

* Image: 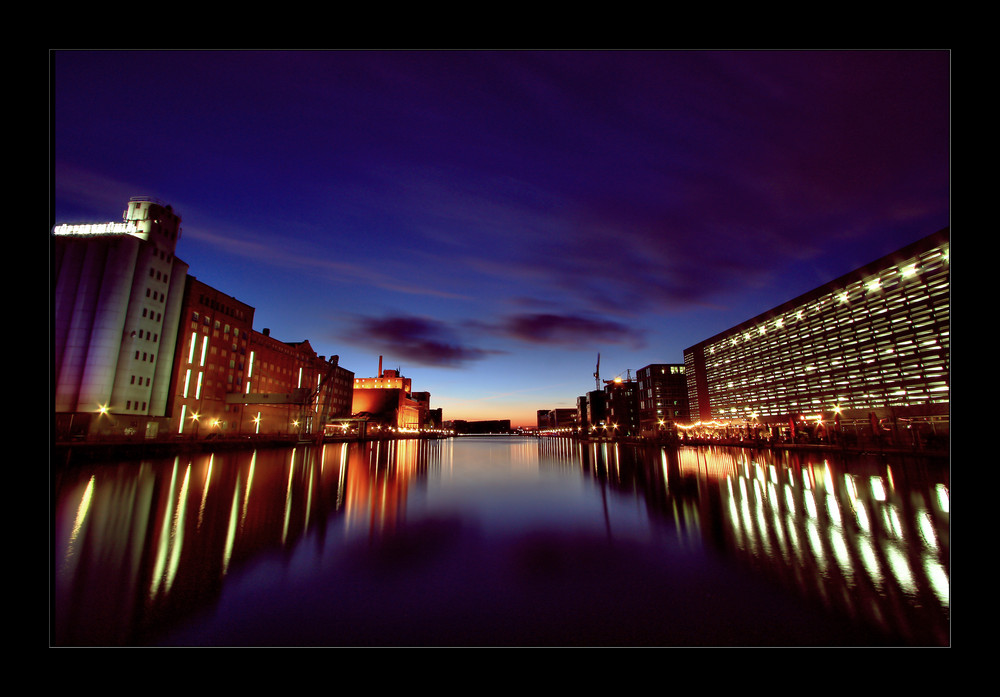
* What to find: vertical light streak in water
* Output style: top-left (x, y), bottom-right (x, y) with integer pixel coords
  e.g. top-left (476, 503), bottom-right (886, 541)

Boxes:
top-left (829, 526), bottom-right (853, 586)
top-left (283, 448), bottom-right (297, 545)
top-left (305, 460), bottom-right (314, 531)
top-left (855, 501), bottom-right (870, 531)
top-left (150, 459), bottom-right (180, 599)
top-left (924, 554), bottom-right (950, 608)
top-left (917, 509), bottom-right (938, 549)
top-left (242, 451), bottom-right (256, 526)
top-left (753, 477), bottom-right (771, 557)
top-left (886, 543), bottom-right (917, 597)
top-left (165, 465), bottom-right (191, 595)
top-left (738, 476), bottom-right (753, 552)
top-left (198, 454), bottom-right (214, 529)
top-left (827, 494), bottom-right (842, 527)
top-left (783, 483), bottom-right (803, 565)
top-left (770, 481), bottom-right (789, 564)
top-left (936, 484), bottom-right (950, 513)
top-left (884, 505), bottom-right (903, 539)
top-left (336, 443), bottom-right (347, 510)
top-left (807, 518), bottom-right (827, 576)
top-left (858, 535), bottom-right (884, 589)
top-left (61, 475), bottom-right (95, 575)
top-left (727, 477), bottom-right (745, 550)
top-left (871, 476), bottom-right (887, 501)
top-left (223, 473), bottom-right (241, 575)
top-left (804, 489), bottom-right (818, 520)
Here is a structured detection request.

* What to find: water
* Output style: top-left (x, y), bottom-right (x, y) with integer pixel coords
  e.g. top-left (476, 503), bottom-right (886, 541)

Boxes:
top-left (52, 437), bottom-right (949, 646)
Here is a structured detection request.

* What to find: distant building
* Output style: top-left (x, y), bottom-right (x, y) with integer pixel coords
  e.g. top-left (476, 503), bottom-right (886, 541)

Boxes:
top-left (584, 390), bottom-right (608, 433)
top-left (548, 408), bottom-right (578, 430)
top-left (683, 229), bottom-right (949, 434)
top-left (538, 408), bottom-right (576, 431)
top-left (451, 420), bottom-right (511, 434)
top-left (537, 409), bottom-right (551, 430)
top-left (352, 358), bottom-right (428, 430)
top-left (604, 378), bottom-right (640, 437)
top-left (636, 364), bottom-right (690, 435)
top-left (53, 197), bottom-right (189, 438)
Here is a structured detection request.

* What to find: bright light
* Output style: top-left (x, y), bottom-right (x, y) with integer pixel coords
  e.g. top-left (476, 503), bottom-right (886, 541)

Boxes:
top-left (52, 221), bottom-right (145, 239)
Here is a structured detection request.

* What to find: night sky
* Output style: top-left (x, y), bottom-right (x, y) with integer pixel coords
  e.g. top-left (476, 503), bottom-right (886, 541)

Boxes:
top-left (51, 50), bottom-right (950, 427)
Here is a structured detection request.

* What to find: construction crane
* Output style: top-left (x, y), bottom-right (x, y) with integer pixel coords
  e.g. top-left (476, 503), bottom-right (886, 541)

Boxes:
top-left (309, 355), bottom-right (342, 443)
top-left (594, 353), bottom-right (634, 389)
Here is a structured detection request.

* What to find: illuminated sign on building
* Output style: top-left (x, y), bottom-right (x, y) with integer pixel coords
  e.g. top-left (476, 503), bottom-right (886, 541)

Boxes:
top-left (52, 221), bottom-right (148, 240)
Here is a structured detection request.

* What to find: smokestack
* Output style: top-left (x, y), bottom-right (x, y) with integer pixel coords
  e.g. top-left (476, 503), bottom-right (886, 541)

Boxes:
top-left (378, 355), bottom-right (383, 377)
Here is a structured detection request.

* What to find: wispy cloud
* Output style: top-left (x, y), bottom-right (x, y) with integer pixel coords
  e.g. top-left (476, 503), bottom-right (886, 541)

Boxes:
top-left (185, 226), bottom-right (472, 301)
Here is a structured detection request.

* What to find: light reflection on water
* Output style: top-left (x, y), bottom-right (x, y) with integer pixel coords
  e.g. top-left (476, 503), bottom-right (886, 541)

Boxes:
top-left (52, 437), bottom-right (948, 646)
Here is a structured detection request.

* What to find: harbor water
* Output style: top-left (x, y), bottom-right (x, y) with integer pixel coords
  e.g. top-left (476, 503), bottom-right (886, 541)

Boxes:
top-left (52, 437), bottom-right (949, 646)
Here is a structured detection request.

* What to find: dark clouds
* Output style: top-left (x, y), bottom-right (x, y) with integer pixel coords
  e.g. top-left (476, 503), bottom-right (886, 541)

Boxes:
top-left (492, 313), bottom-right (644, 349)
top-left (344, 310), bottom-right (644, 368)
top-left (343, 315), bottom-right (502, 368)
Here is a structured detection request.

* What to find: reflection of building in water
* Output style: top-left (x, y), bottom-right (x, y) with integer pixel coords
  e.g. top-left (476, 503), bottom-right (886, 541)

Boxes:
top-left (342, 438), bottom-right (434, 535)
top-left (683, 229), bottom-right (949, 438)
top-left (53, 198), bottom-right (189, 438)
top-left (719, 452), bottom-right (949, 644)
top-left (53, 444), bottom-right (351, 645)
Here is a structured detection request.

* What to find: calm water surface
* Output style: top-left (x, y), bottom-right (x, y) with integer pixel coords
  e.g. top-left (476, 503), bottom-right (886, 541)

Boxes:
top-left (52, 437), bottom-right (949, 646)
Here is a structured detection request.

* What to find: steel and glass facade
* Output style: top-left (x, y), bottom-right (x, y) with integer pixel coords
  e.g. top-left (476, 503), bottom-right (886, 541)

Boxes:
top-left (684, 229), bottom-right (949, 424)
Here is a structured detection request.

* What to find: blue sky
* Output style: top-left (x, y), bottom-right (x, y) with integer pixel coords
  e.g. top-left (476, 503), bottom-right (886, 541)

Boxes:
top-left (52, 50), bottom-right (950, 426)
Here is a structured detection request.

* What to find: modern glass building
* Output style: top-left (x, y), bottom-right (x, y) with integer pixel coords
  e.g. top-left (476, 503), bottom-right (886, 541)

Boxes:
top-left (683, 229), bottom-right (949, 431)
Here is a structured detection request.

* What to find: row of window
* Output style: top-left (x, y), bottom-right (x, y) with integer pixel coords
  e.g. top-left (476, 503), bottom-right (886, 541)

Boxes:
top-left (196, 294), bottom-right (251, 323)
top-left (687, 241), bottom-right (949, 418)
top-left (148, 267), bottom-right (169, 284)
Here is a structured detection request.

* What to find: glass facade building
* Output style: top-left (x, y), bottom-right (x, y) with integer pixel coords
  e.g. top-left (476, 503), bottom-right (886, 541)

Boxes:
top-left (683, 229), bottom-right (949, 426)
